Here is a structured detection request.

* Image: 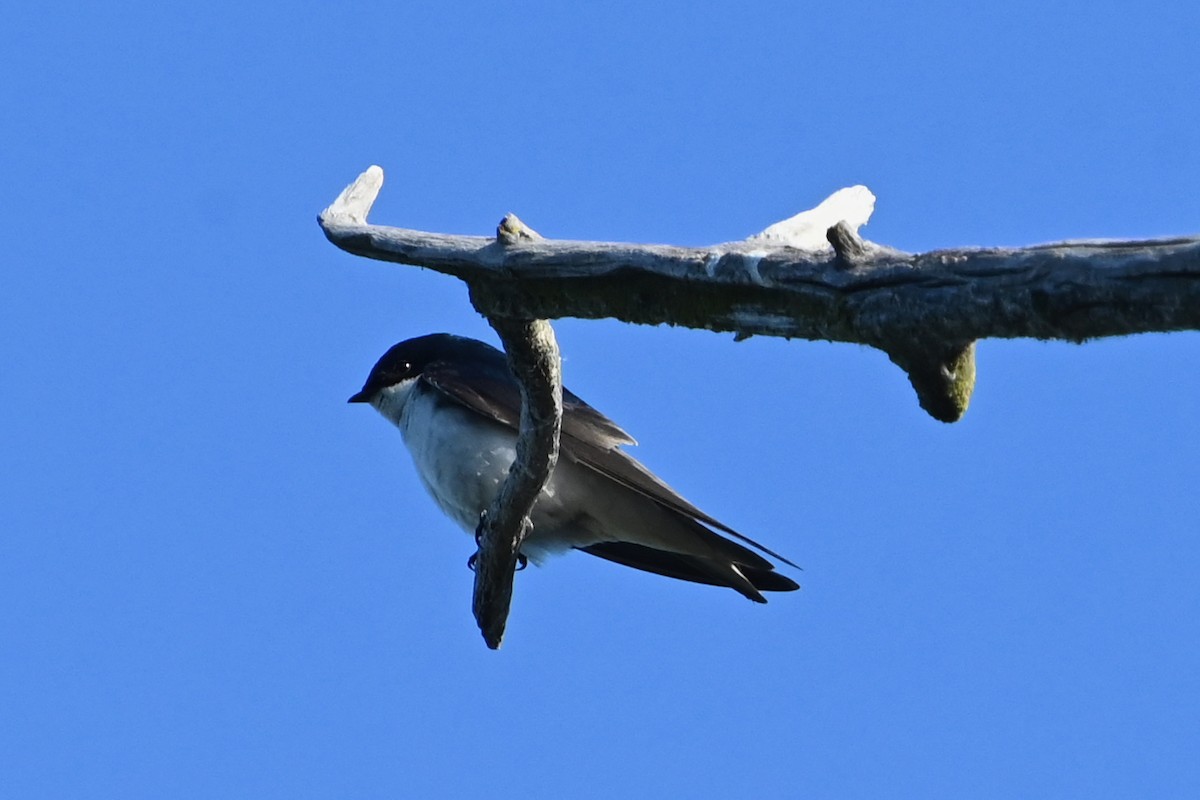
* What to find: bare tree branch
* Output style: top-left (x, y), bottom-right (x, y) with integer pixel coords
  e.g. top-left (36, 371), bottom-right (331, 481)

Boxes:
top-left (320, 166), bottom-right (1200, 423)
top-left (322, 165), bottom-right (1200, 644)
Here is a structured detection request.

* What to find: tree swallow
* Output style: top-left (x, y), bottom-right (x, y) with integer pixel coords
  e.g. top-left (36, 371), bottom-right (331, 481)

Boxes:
top-left (349, 334), bottom-right (799, 602)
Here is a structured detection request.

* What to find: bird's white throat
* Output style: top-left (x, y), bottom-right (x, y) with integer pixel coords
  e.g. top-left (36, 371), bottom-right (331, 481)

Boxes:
top-left (370, 377), bottom-right (421, 429)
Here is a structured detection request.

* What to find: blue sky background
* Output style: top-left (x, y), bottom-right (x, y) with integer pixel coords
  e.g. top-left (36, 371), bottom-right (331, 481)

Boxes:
top-left (3, 1), bottom-right (1199, 797)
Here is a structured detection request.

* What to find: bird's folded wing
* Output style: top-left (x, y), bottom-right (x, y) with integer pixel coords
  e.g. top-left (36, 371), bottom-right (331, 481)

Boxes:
top-left (423, 361), bottom-right (798, 570)
top-left (422, 360), bottom-right (635, 448)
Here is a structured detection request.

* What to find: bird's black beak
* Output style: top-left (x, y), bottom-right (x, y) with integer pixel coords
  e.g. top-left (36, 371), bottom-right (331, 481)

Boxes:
top-left (347, 389), bottom-right (372, 404)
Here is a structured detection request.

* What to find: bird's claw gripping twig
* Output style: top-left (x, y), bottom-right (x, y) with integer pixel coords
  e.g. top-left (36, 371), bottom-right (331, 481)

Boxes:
top-left (468, 551), bottom-right (527, 571)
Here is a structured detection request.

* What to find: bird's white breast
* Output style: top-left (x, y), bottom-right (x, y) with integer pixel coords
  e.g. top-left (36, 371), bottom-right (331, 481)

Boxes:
top-left (372, 379), bottom-right (589, 562)
top-left (372, 380), bottom-right (513, 532)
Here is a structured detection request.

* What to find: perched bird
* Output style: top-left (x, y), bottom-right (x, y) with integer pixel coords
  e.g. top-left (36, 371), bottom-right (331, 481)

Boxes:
top-left (349, 333), bottom-right (799, 602)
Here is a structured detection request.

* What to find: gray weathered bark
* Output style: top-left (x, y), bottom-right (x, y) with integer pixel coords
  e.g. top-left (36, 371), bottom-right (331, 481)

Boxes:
top-left (320, 165), bottom-right (1200, 646)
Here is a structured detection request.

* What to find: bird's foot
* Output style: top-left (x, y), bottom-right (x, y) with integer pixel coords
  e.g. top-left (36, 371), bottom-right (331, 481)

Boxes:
top-left (469, 511), bottom-right (527, 569)
top-left (467, 552), bottom-right (527, 571)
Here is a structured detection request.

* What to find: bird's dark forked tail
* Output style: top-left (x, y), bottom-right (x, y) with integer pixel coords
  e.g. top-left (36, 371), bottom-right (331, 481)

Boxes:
top-left (580, 541), bottom-right (800, 602)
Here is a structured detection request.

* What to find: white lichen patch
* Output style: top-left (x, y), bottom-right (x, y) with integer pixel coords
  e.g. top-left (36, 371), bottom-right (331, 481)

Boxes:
top-left (749, 185), bottom-right (875, 251)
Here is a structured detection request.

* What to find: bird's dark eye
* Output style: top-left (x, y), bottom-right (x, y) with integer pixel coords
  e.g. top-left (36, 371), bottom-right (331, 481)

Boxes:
top-left (401, 361), bottom-right (413, 374)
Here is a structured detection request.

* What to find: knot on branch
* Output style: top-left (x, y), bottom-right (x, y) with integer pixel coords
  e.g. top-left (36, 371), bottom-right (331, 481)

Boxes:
top-left (497, 213), bottom-right (544, 245)
top-left (885, 341), bottom-right (977, 423)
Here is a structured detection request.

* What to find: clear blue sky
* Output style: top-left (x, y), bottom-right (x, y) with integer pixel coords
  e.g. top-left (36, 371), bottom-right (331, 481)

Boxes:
top-left (3, 1), bottom-right (1199, 797)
